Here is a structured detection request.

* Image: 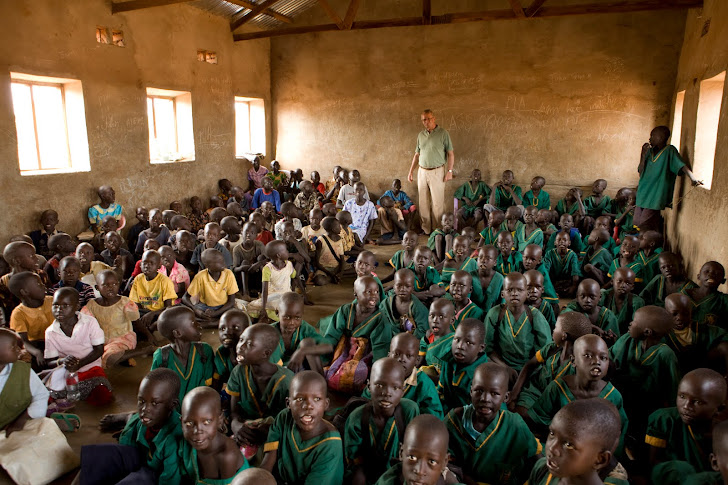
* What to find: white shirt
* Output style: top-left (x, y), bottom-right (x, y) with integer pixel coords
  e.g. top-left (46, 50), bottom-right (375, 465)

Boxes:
top-left (0, 362), bottom-right (49, 419)
top-left (45, 312), bottom-right (105, 372)
top-left (337, 184), bottom-right (370, 204)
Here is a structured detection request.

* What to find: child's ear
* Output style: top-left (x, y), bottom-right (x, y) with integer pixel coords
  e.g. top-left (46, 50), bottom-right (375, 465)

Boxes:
top-left (479, 343), bottom-right (485, 354)
top-left (593, 449), bottom-right (611, 471)
top-left (503, 390), bottom-right (510, 403)
top-left (324, 397), bottom-right (330, 411)
top-left (172, 328), bottom-right (182, 339)
top-left (711, 452), bottom-right (720, 472)
top-left (285, 397), bottom-right (290, 409)
top-left (644, 328), bottom-right (653, 338)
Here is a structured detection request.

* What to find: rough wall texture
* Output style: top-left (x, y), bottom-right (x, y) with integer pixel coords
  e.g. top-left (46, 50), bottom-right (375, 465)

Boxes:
top-left (665, 0), bottom-right (728, 282)
top-left (0, 0), bottom-right (270, 243)
top-left (271, 0), bottom-right (686, 205)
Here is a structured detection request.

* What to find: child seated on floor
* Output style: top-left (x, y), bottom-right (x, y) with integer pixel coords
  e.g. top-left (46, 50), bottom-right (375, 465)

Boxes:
top-left (438, 318), bottom-right (490, 412)
top-left (375, 195), bottom-right (407, 244)
top-left (300, 208), bottom-right (326, 251)
top-left (337, 210), bottom-right (363, 258)
top-left (44, 233), bottom-right (76, 285)
top-left (322, 201), bottom-right (337, 217)
top-left (258, 201), bottom-right (280, 234)
top-left (419, 298), bottom-right (455, 380)
top-left (543, 231), bottom-right (581, 297)
top-left (556, 186), bottom-right (586, 220)
top-left (260, 371), bottom-right (343, 484)
top-left (581, 228), bottom-right (614, 286)
top-left (293, 180), bottom-right (319, 217)
top-left (180, 387), bottom-right (249, 484)
top-left (446, 362), bottom-right (541, 485)
top-left (274, 202), bottom-right (303, 240)
top-left (600, 267), bottom-right (645, 335)
top-left (614, 190), bottom-right (637, 244)
top-left (313, 216), bottom-right (346, 286)
top-left (564, 279), bottom-right (620, 342)
top-left (81, 270), bottom-right (146, 368)
top-left (382, 231), bottom-right (417, 285)
top-left (228, 324), bottom-right (294, 453)
top-left (379, 269), bottom-right (429, 339)
top-left (636, 230), bottom-right (664, 289)
top-left (478, 209), bottom-right (504, 248)
top-left (488, 169), bottom-right (523, 212)
top-left (502, 205), bottom-right (523, 236)
top-left (519, 244), bottom-right (559, 313)
top-left (515, 206), bottom-right (544, 253)
top-left (135, 209), bottom-right (171, 257)
top-left (536, 208), bottom-right (558, 243)
top-left (101, 231), bottom-right (134, 283)
top-left (380, 178), bottom-right (416, 230)
top-left (441, 236), bottom-right (477, 281)
top-left (1, 241), bottom-right (50, 321)
top-left (523, 176), bottom-right (551, 211)
top-left (584, 215), bottom-right (617, 254)
top-left (78, 368), bottom-right (183, 484)
top-left (528, 399), bottom-right (629, 485)
top-left (447, 270), bottom-right (484, 331)
top-left (151, 306), bottom-right (214, 406)
top-left (411, 246), bottom-right (446, 304)
top-left (174, 230), bottom-right (198, 275)
top-left (44, 287), bottom-right (113, 405)
top-left (545, 213), bottom-right (583, 254)
top-left (640, 251), bottom-right (695, 307)
top-left (280, 221), bottom-right (311, 304)
top-left (343, 182), bottom-right (378, 245)
top-left (454, 168), bottom-right (490, 229)
top-left (129, 250), bottom-right (177, 344)
top-left (233, 222), bottom-right (266, 299)
top-left (130, 239), bottom-right (164, 280)
top-left (247, 240), bottom-right (296, 323)
top-left (9, 271), bottom-right (53, 368)
top-left (525, 270), bottom-right (556, 328)
top-left (352, 250), bottom-right (384, 300)
top-left (583, 179), bottom-right (611, 218)
top-left (495, 230), bottom-right (522, 276)
top-left (76, 242), bottom-right (117, 292)
top-left (427, 212), bottom-right (458, 263)
top-left (28, 209), bottom-right (61, 259)
top-left (252, 177), bottom-right (282, 213)
top-left (213, 309), bottom-right (250, 389)
top-left (646, 368), bottom-right (727, 484)
top-left (159, 245), bottom-right (189, 304)
top-left (220, 216), bottom-right (244, 256)
top-left (684, 261), bottom-right (728, 327)
top-left (88, 185), bottom-right (123, 233)
top-left (270, 292), bottom-right (331, 373)
top-left (337, 169), bottom-right (369, 209)
top-left (485, 272), bottom-right (552, 372)
top-left (191, 222), bottom-right (233, 271)
top-left (344, 357), bottom-right (419, 485)
top-left (183, 249), bottom-right (238, 326)
top-left (472, 245), bottom-right (504, 311)
top-left (607, 234), bottom-right (643, 285)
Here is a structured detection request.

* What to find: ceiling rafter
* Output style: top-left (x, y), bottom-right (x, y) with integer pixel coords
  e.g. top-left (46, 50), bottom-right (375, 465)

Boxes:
top-left (317, 0), bottom-right (345, 29)
top-left (508, 0), bottom-right (526, 18)
top-left (525, 0), bottom-right (548, 17)
top-left (226, 0), bottom-right (293, 23)
top-left (343, 0), bottom-right (363, 29)
top-left (230, 0), bottom-right (283, 31)
top-left (112, 0), bottom-right (189, 13)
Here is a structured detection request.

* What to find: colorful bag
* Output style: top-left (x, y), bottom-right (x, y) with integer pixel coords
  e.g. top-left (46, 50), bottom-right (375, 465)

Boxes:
top-left (324, 336), bottom-right (372, 394)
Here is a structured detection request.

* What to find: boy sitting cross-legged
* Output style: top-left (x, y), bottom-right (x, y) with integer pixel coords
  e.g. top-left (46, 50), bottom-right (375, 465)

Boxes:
top-left (599, 267), bottom-right (645, 336)
top-left (543, 231), bottom-right (580, 297)
top-left (580, 227), bottom-right (614, 287)
top-left (446, 270), bottom-right (484, 331)
top-left (471, 245), bottom-right (504, 312)
top-left (683, 261), bottom-right (728, 327)
top-left (639, 251), bottom-right (696, 307)
top-left (8, 271), bottom-right (54, 369)
top-left (379, 268), bottom-right (429, 339)
top-left (525, 269), bottom-right (557, 329)
top-left (427, 212), bottom-right (458, 263)
top-left (182, 248), bottom-right (238, 327)
top-left (563, 279), bottom-right (620, 343)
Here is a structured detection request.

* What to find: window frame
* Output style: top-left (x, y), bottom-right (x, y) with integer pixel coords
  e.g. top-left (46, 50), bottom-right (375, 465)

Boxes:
top-left (147, 94), bottom-right (180, 155)
top-left (234, 96), bottom-right (266, 158)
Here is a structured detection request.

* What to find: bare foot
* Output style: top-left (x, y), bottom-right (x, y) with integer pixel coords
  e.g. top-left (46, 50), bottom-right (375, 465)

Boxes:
top-left (99, 412), bottom-right (132, 432)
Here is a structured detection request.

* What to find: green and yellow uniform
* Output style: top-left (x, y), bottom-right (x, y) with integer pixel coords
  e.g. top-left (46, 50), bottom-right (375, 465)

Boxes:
top-left (515, 225), bottom-right (544, 253)
top-left (375, 463), bottom-right (465, 485)
top-left (563, 302), bottom-right (620, 337)
top-left (179, 440), bottom-right (248, 485)
top-left (555, 199), bottom-right (580, 217)
top-left (471, 271), bottom-right (504, 312)
top-left (119, 411), bottom-right (184, 484)
top-left (533, 300), bottom-right (556, 329)
top-left (545, 229), bottom-right (583, 254)
top-left (515, 262), bottom-right (558, 306)
top-left (646, 407), bottom-right (713, 473)
top-left (523, 190), bottom-right (551, 211)
top-left (543, 249), bottom-right (581, 282)
top-left (485, 305), bottom-right (552, 371)
top-left (583, 194), bottom-right (612, 218)
top-left (413, 267), bottom-right (443, 293)
top-left (679, 289), bottom-right (728, 328)
top-left (636, 145), bottom-right (686, 211)
top-left (479, 226), bottom-right (501, 247)
top-left (580, 246), bottom-right (613, 275)
top-left (419, 332), bottom-right (454, 375)
top-left (600, 289), bottom-right (645, 336)
top-left (616, 208), bottom-right (636, 240)
top-left (449, 299), bottom-right (485, 331)
top-left (454, 181), bottom-right (491, 217)
top-left (515, 342), bottom-right (574, 409)
top-left (607, 257), bottom-right (645, 284)
top-left (427, 229), bottom-right (459, 252)
top-left (639, 275), bottom-right (696, 307)
top-left (213, 346), bottom-right (240, 384)
top-left (496, 252), bottom-right (523, 276)
top-left (264, 408), bottom-right (344, 485)
top-left (528, 457), bottom-right (630, 485)
top-left (581, 234), bottom-right (617, 255)
top-left (388, 250), bottom-right (415, 271)
top-left (151, 343), bottom-right (215, 407)
top-left (225, 364), bottom-right (293, 420)
top-left (378, 294), bottom-right (429, 340)
top-left (441, 257), bottom-right (478, 283)
top-left (438, 351), bottom-right (490, 412)
top-left (270, 321), bottom-right (324, 366)
top-left (447, 407), bottom-right (541, 485)
top-left (637, 249), bottom-right (663, 288)
top-left (344, 399), bottom-right (419, 484)
top-left (364, 367), bottom-right (444, 419)
top-left (320, 301), bottom-right (393, 361)
top-left (664, 322), bottom-right (728, 374)
top-left (492, 185), bottom-right (523, 211)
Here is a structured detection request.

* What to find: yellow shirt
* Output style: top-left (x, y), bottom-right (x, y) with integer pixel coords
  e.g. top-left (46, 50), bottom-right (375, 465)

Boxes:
top-left (129, 273), bottom-right (177, 312)
top-left (10, 296), bottom-right (54, 341)
top-left (187, 269), bottom-right (239, 307)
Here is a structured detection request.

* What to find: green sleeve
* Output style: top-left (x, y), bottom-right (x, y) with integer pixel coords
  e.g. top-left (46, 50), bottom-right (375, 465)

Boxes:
top-left (603, 309), bottom-right (621, 336)
top-left (419, 336), bottom-right (428, 357)
top-left (343, 408), bottom-right (365, 467)
top-left (226, 365), bottom-right (242, 396)
top-left (304, 438), bottom-right (345, 485)
top-left (568, 252), bottom-right (582, 277)
top-left (484, 306), bottom-right (499, 355)
top-left (118, 415), bottom-right (140, 447)
top-left (644, 408), bottom-right (671, 448)
top-left (531, 310), bottom-right (553, 349)
top-left (428, 267), bottom-right (443, 287)
top-left (639, 276), bottom-right (661, 305)
top-left (527, 379), bottom-right (563, 427)
top-left (150, 348), bottom-right (163, 370)
top-left (609, 334), bottom-right (630, 367)
top-left (321, 305), bottom-right (348, 347)
top-left (156, 433), bottom-right (184, 485)
top-left (201, 343), bottom-right (215, 385)
top-left (454, 183), bottom-right (467, 200)
top-left (414, 373), bottom-right (445, 419)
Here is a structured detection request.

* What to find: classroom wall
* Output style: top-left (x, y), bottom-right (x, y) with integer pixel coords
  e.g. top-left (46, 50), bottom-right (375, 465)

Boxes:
top-left (270, 0), bottom-right (687, 204)
top-left (0, 0), bottom-right (270, 243)
top-left (664, 0), bottom-right (728, 281)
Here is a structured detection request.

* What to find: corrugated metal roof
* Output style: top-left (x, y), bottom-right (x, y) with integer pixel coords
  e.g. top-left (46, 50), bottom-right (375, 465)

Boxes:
top-left (189, 0), bottom-right (318, 29)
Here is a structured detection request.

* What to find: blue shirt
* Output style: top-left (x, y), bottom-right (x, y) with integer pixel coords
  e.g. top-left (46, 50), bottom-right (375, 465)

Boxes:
top-left (378, 190), bottom-right (413, 210)
top-left (252, 188), bottom-right (281, 212)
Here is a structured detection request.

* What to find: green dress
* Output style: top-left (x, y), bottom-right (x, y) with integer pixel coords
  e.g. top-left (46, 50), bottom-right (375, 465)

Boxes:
top-left (514, 262), bottom-right (559, 305)
top-left (225, 364), bottom-right (293, 420)
top-left (555, 198), bottom-right (580, 217)
top-left (514, 225), bottom-right (544, 252)
top-left (563, 302), bottom-right (620, 337)
top-left (639, 275), bottom-right (696, 307)
top-left (581, 234), bottom-right (617, 255)
top-left (543, 249), bottom-right (581, 281)
top-left (270, 321), bottom-right (324, 366)
top-left (213, 346), bottom-right (238, 383)
top-left (484, 305), bottom-right (552, 371)
top-left (363, 368), bottom-right (444, 419)
top-left (545, 229), bottom-right (583, 254)
top-left (580, 246), bottom-right (613, 275)
top-left (599, 289), bottom-right (645, 336)
top-left (438, 351), bottom-right (490, 412)
top-left (320, 301), bottom-right (393, 361)
top-left (446, 407), bottom-right (541, 485)
top-left (378, 294), bottom-right (429, 340)
top-left (479, 226), bottom-right (501, 247)
top-left (419, 332), bottom-right (454, 375)
top-left (493, 185), bottom-right (523, 211)
top-left (637, 249), bottom-right (663, 287)
top-left (646, 407), bottom-right (713, 473)
top-left (522, 190), bottom-right (551, 210)
top-left (413, 267), bottom-right (443, 293)
top-left (388, 250), bottom-right (415, 271)
top-left (664, 323), bottom-right (728, 374)
top-left (151, 343), bottom-right (215, 408)
top-left (528, 457), bottom-right (630, 485)
top-left (449, 299), bottom-right (485, 331)
top-left (534, 300), bottom-right (556, 329)
top-left (179, 439), bottom-right (249, 485)
top-left (264, 408), bottom-right (344, 485)
top-left (583, 194), bottom-right (612, 217)
top-left (471, 271), bottom-right (504, 312)
top-left (454, 181), bottom-right (491, 216)
top-left (496, 252), bottom-right (523, 276)
top-left (607, 257), bottom-right (645, 285)
top-left (515, 342), bottom-right (574, 409)
top-left (679, 289), bottom-right (728, 328)
top-left (119, 411), bottom-right (184, 484)
top-left (636, 145), bottom-right (686, 210)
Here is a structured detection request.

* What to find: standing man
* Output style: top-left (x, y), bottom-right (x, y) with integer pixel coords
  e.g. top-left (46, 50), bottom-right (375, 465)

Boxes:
top-left (407, 109), bottom-right (455, 235)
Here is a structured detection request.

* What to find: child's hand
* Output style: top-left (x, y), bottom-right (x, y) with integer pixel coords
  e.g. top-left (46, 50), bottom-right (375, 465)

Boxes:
top-left (258, 314), bottom-right (271, 324)
top-left (140, 312), bottom-right (156, 328)
top-left (287, 350), bottom-right (306, 373)
top-left (29, 347), bottom-right (46, 366)
top-left (63, 355), bottom-right (80, 371)
top-left (641, 142), bottom-right (651, 156)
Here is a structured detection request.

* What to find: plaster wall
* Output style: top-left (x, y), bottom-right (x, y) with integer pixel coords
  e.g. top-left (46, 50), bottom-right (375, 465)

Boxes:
top-left (271, 0), bottom-right (687, 206)
top-left (0, 0), bottom-right (270, 242)
top-left (664, 0), bottom-right (728, 282)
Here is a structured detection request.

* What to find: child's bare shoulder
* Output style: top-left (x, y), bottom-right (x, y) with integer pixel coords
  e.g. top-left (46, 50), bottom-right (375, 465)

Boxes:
top-left (219, 436), bottom-right (245, 475)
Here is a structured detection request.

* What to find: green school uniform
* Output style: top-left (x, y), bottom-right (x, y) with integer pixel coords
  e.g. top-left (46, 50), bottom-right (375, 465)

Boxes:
top-left (607, 257), bottom-right (645, 284)
top-left (580, 246), bottom-right (613, 275)
top-left (449, 299), bottom-right (485, 331)
top-left (225, 364), bottom-right (293, 420)
top-left (545, 229), bottom-right (583, 254)
top-left (471, 271), bottom-right (504, 312)
top-left (515, 262), bottom-right (559, 305)
top-left (523, 190), bottom-right (551, 210)
top-left (516, 342), bottom-right (574, 409)
top-left (528, 377), bottom-right (629, 455)
top-left (413, 267), bottom-right (443, 293)
top-left (378, 294), bottom-right (429, 340)
top-left (563, 302), bottom-right (620, 337)
top-left (179, 440), bottom-right (249, 485)
top-left (493, 185), bottom-right (523, 211)
top-left (119, 411), bottom-right (184, 484)
top-left (581, 234), bottom-right (617, 255)
top-left (500, 220), bottom-right (523, 238)
top-left (534, 300), bottom-right (556, 329)
top-left (599, 289), bottom-right (645, 336)
top-left (446, 407), bottom-right (541, 485)
top-left (680, 289), bottom-right (728, 328)
top-left (528, 457), bottom-right (630, 485)
top-left (479, 226), bottom-right (500, 247)
top-left (616, 208), bottom-right (636, 240)
top-left (515, 225), bottom-right (544, 252)
top-left (555, 198), bottom-right (580, 217)
top-left (427, 229), bottom-right (459, 252)
top-left (388, 250), bottom-right (415, 271)
top-left (583, 194), bottom-right (612, 217)
top-left (320, 301), bottom-right (393, 361)
top-left (344, 399), bottom-right (419, 483)
top-left (496, 252), bottom-right (523, 276)
top-left (213, 346), bottom-right (238, 383)
top-left (151, 343), bottom-right (215, 407)
top-left (543, 249), bottom-right (581, 281)
top-left (438, 351), bottom-right (490, 412)
top-left (419, 332), bottom-right (454, 374)
top-left (646, 407), bottom-right (712, 472)
top-left (441, 257), bottom-right (478, 281)
top-left (375, 463), bottom-right (466, 485)
top-left (485, 305), bottom-right (552, 371)
top-left (683, 471), bottom-right (723, 485)
top-left (454, 181), bottom-right (491, 216)
top-left (373, 275), bottom-right (386, 303)
top-left (363, 367), bottom-right (444, 419)
top-left (609, 334), bottom-right (680, 429)
top-left (264, 408), bottom-right (344, 485)
top-left (637, 249), bottom-right (663, 287)
top-left (636, 145), bottom-right (686, 210)
top-left (640, 275), bottom-right (696, 307)
top-left (664, 323), bottom-right (728, 374)
top-left (270, 321), bottom-right (323, 366)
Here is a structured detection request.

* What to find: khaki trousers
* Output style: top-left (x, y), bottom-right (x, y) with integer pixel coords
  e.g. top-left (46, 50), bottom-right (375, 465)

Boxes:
top-left (417, 165), bottom-right (446, 234)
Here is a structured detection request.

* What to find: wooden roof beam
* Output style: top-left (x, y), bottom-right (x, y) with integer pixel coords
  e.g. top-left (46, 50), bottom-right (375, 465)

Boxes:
top-left (343, 0), bottom-right (363, 29)
top-left (230, 0), bottom-right (283, 31)
top-left (317, 0), bottom-right (345, 29)
top-left (423, 0), bottom-right (432, 25)
top-left (508, 0), bottom-right (526, 18)
top-left (112, 0), bottom-right (189, 13)
top-left (226, 0), bottom-right (293, 23)
top-left (525, 0), bottom-right (548, 17)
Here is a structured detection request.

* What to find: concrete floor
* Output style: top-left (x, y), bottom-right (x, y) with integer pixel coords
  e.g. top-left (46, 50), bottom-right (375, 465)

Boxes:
top-left (0, 239), bottom-right (404, 485)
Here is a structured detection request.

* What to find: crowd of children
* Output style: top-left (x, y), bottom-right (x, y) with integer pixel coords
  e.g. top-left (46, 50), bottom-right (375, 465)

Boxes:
top-left (1, 132), bottom-right (728, 485)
